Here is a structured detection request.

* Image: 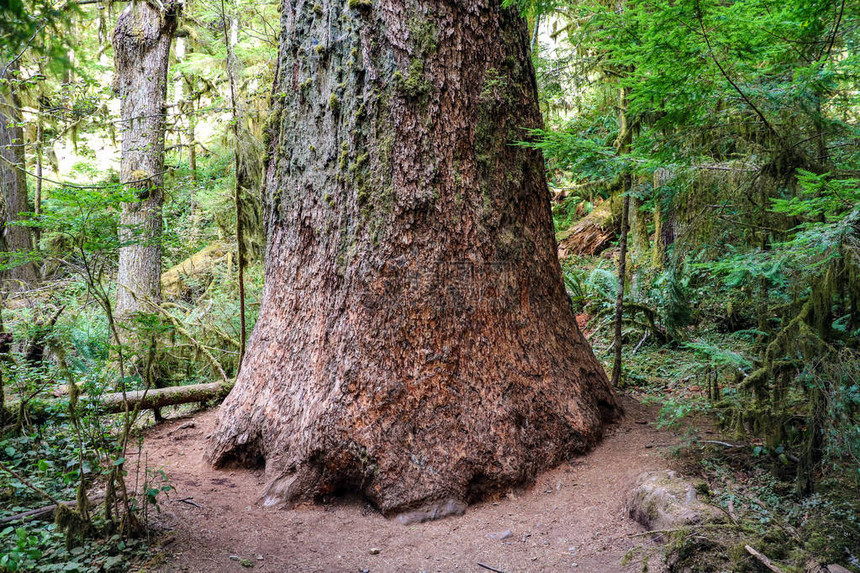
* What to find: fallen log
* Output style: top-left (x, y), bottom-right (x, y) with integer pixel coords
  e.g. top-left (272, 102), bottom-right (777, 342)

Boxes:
top-left (4, 381), bottom-right (235, 422)
top-left (161, 241), bottom-right (229, 300)
top-left (556, 199), bottom-right (618, 258)
top-left (86, 381), bottom-right (235, 414)
top-left (0, 493), bottom-right (105, 525)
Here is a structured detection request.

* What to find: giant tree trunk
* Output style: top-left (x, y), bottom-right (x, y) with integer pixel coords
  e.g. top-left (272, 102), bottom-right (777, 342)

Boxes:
top-left (207, 0), bottom-right (621, 515)
top-left (0, 61), bottom-right (37, 289)
top-left (112, 0), bottom-right (179, 320)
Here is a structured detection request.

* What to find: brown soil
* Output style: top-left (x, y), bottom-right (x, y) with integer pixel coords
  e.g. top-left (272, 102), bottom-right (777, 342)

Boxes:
top-left (135, 395), bottom-right (683, 573)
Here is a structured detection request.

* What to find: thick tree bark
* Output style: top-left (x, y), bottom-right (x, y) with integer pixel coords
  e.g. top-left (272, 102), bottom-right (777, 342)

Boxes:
top-left (0, 61), bottom-right (37, 289)
top-left (207, 0), bottom-right (620, 515)
top-left (112, 0), bottom-right (179, 320)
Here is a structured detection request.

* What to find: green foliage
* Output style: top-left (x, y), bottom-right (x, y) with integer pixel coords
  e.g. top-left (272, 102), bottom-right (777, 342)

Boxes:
top-left (668, 441), bottom-right (860, 571)
top-left (0, 526), bottom-right (49, 571)
top-left (0, 522), bottom-right (147, 572)
top-left (0, 0), bottom-right (69, 65)
top-left (771, 171), bottom-right (860, 221)
top-left (532, 12), bottom-right (859, 569)
top-left (37, 184), bottom-right (135, 257)
top-left (551, 193), bottom-right (594, 231)
top-left (682, 340), bottom-right (751, 371)
top-left (563, 262), bottom-right (615, 313)
top-left (536, 0), bottom-right (858, 493)
top-left (0, 1), bottom-right (274, 571)
top-left (0, 305), bottom-right (177, 569)
top-left (525, 119), bottom-right (623, 184)
top-left (651, 268), bottom-right (694, 341)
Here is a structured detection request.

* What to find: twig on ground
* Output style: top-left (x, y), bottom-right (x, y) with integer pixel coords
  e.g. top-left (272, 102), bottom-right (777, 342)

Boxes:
top-left (177, 497), bottom-right (202, 509)
top-left (477, 563), bottom-right (507, 573)
top-left (745, 544), bottom-right (785, 573)
top-left (701, 440), bottom-right (742, 448)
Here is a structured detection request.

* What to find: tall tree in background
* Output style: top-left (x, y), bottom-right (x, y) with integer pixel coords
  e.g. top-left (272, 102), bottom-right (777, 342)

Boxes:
top-left (207, 0), bottom-right (620, 514)
top-left (112, 0), bottom-right (180, 323)
top-left (0, 61), bottom-right (38, 288)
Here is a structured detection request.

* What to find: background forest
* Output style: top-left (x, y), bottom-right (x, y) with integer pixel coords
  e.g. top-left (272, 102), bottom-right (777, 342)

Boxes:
top-left (0, 0), bottom-right (858, 571)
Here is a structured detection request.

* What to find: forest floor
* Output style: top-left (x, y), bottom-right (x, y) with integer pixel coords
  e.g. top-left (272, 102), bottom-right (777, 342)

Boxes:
top-left (131, 395), bottom-right (697, 573)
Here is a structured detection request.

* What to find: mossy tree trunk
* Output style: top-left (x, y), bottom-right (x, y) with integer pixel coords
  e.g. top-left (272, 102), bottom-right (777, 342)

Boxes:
top-left (207, 0), bottom-right (621, 515)
top-left (611, 86), bottom-right (632, 387)
top-left (629, 192), bottom-right (649, 267)
top-left (651, 168), bottom-right (675, 271)
top-left (112, 0), bottom-right (179, 322)
top-left (0, 61), bottom-right (38, 289)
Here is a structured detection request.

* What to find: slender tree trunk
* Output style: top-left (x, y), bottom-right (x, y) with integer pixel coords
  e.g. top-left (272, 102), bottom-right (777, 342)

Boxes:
top-left (0, 310), bottom-right (7, 417)
top-left (173, 36), bottom-right (186, 154)
top-left (219, 0), bottom-right (247, 364)
top-left (611, 191), bottom-right (629, 387)
top-left (611, 86), bottom-right (632, 387)
top-left (112, 0), bottom-right (179, 321)
top-left (188, 115), bottom-right (197, 182)
top-left (0, 61), bottom-right (37, 289)
top-left (629, 193), bottom-right (648, 265)
top-left (207, 0), bottom-right (621, 515)
top-left (652, 205), bottom-right (662, 260)
top-left (34, 118), bottom-right (43, 248)
top-left (628, 190), bottom-right (648, 295)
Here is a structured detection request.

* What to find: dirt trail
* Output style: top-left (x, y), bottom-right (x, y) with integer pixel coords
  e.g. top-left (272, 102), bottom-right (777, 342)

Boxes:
top-left (136, 395), bottom-right (680, 573)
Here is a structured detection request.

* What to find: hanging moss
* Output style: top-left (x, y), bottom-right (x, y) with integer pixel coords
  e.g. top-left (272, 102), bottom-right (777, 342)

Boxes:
top-left (55, 502), bottom-right (91, 550)
top-left (736, 227), bottom-right (860, 492)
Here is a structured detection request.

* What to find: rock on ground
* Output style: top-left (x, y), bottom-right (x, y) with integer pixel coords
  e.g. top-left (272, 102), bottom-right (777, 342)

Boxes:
top-left (626, 470), bottom-right (722, 533)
